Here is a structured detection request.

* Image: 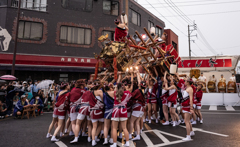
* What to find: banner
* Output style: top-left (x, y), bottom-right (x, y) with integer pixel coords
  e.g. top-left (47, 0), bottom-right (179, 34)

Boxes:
top-left (178, 58), bottom-right (232, 68)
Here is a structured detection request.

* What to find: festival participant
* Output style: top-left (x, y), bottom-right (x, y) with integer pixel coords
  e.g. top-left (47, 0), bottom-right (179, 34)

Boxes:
top-left (146, 74), bottom-right (158, 124)
top-left (181, 80), bottom-right (195, 141)
top-left (164, 72), bottom-right (180, 126)
top-left (191, 84), bottom-right (197, 125)
top-left (88, 80), bottom-right (104, 146)
top-left (129, 71), bottom-right (145, 141)
top-left (103, 83), bottom-right (115, 145)
top-left (49, 83), bottom-right (70, 142)
top-left (13, 95), bottom-right (30, 118)
top-left (111, 83), bottom-right (132, 147)
top-left (154, 32), bottom-right (168, 57)
top-left (195, 84), bottom-right (203, 124)
top-left (161, 73), bottom-right (169, 125)
top-left (219, 74), bottom-right (226, 83)
top-left (230, 73), bottom-right (236, 82)
top-left (69, 79), bottom-right (86, 143)
top-left (114, 19), bottom-right (128, 42)
top-left (198, 73), bottom-right (206, 83)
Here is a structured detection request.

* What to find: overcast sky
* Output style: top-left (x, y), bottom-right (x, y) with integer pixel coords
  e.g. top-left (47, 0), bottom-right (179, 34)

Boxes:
top-left (136, 0), bottom-right (240, 58)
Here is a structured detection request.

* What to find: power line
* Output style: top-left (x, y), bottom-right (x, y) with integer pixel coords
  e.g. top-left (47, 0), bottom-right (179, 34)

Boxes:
top-left (194, 42), bottom-right (207, 56)
top-left (144, 0), bottom-right (188, 37)
top-left (143, 0), bottom-right (240, 8)
top-left (141, 0), bottom-right (216, 5)
top-left (191, 50), bottom-right (197, 56)
top-left (164, 9), bottom-right (240, 17)
top-left (163, 0), bottom-right (192, 24)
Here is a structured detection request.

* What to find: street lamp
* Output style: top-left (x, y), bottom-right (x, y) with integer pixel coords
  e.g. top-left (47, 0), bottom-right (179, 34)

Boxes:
top-left (11, 0), bottom-right (21, 76)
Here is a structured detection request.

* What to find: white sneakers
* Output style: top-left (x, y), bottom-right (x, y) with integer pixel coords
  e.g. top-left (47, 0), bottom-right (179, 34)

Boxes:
top-left (110, 143), bottom-right (117, 147)
top-left (92, 140), bottom-right (97, 146)
top-left (69, 131), bottom-right (74, 136)
top-left (88, 137), bottom-right (92, 142)
top-left (51, 136), bottom-right (59, 142)
top-left (46, 133), bottom-right (52, 138)
top-left (103, 138), bottom-right (108, 145)
top-left (132, 135), bottom-right (141, 141)
top-left (95, 136), bottom-right (100, 142)
top-left (124, 141), bottom-right (130, 147)
top-left (182, 135), bottom-right (191, 141)
top-left (191, 121), bottom-right (197, 125)
top-left (190, 131), bottom-right (195, 136)
top-left (70, 137), bottom-right (78, 144)
top-left (60, 132), bottom-right (64, 137)
top-left (155, 119), bottom-right (159, 124)
top-left (151, 116), bottom-right (154, 120)
top-left (109, 138), bottom-right (113, 144)
top-left (200, 120), bottom-right (203, 124)
top-left (162, 121), bottom-right (169, 125)
top-left (129, 134), bottom-right (132, 139)
top-left (173, 121), bottom-right (176, 127)
top-left (177, 120), bottom-right (181, 125)
top-left (148, 120), bottom-right (151, 124)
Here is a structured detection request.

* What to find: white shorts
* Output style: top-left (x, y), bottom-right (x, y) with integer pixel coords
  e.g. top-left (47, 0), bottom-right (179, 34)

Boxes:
top-left (111, 117), bottom-right (128, 122)
top-left (168, 102), bottom-right (177, 108)
top-left (193, 104), bottom-right (196, 109)
top-left (182, 110), bottom-right (191, 114)
top-left (53, 114), bottom-right (65, 120)
top-left (77, 113), bottom-right (90, 121)
top-left (70, 112), bottom-right (78, 121)
top-left (196, 106), bottom-right (201, 110)
top-left (132, 111), bottom-right (144, 118)
top-left (91, 118), bottom-right (104, 123)
top-left (127, 112), bottom-right (131, 118)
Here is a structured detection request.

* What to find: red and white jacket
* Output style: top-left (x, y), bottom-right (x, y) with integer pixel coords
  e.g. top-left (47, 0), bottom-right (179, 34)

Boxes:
top-left (89, 91), bottom-right (104, 120)
top-left (147, 83), bottom-right (158, 99)
top-left (196, 90), bottom-right (203, 107)
top-left (69, 88), bottom-right (86, 113)
top-left (167, 89), bottom-right (178, 103)
top-left (112, 91), bottom-right (132, 118)
top-left (54, 92), bottom-right (70, 116)
top-left (131, 89), bottom-right (145, 112)
top-left (78, 91), bottom-right (91, 116)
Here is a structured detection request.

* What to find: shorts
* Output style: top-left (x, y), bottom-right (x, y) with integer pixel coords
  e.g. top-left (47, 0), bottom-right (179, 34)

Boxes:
top-left (182, 110), bottom-right (191, 114)
top-left (147, 99), bottom-right (157, 104)
top-left (111, 117), bottom-right (128, 122)
top-left (168, 102), bottom-right (177, 108)
top-left (196, 106), bottom-right (201, 110)
top-left (77, 113), bottom-right (90, 121)
top-left (132, 111), bottom-right (144, 118)
top-left (53, 114), bottom-right (65, 120)
top-left (70, 112), bottom-right (78, 121)
top-left (127, 112), bottom-right (131, 118)
top-left (162, 99), bottom-right (168, 105)
top-left (193, 104), bottom-right (196, 109)
top-left (91, 118), bottom-right (104, 123)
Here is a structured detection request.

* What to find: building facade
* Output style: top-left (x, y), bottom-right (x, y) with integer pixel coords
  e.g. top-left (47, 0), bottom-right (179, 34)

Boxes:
top-left (0, 0), bottom-right (166, 82)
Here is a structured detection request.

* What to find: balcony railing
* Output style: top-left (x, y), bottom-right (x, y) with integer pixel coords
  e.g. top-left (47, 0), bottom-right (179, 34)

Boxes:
top-left (11, 0), bottom-right (47, 12)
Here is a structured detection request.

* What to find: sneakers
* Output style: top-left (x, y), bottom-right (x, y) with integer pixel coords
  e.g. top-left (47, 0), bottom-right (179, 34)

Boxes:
top-left (103, 138), bottom-right (108, 145)
top-left (197, 117), bottom-right (200, 121)
top-left (51, 136), bottom-right (59, 142)
top-left (46, 133), bottom-right (52, 138)
top-left (95, 136), bottom-right (100, 142)
top-left (182, 135), bottom-right (191, 141)
top-left (60, 132), bottom-right (64, 137)
top-left (162, 121), bottom-right (169, 126)
top-left (143, 119), bottom-right (145, 123)
top-left (70, 137), bottom-right (78, 144)
top-left (181, 120), bottom-right (185, 124)
top-left (69, 131), bottom-right (74, 136)
top-left (172, 121), bottom-right (176, 127)
top-left (155, 119), bottom-right (159, 124)
top-left (132, 135), bottom-right (141, 141)
top-left (110, 143), bottom-right (117, 147)
top-left (177, 120), bottom-right (181, 125)
top-left (146, 118), bottom-right (149, 122)
top-left (200, 120), bottom-right (203, 124)
top-left (88, 137), bottom-right (92, 142)
top-left (109, 138), bottom-right (113, 144)
top-left (148, 120), bottom-right (151, 124)
top-left (92, 140), bottom-right (97, 146)
top-left (124, 141), bottom-right (130, 147)
top-left (151, 116), bottom-right (154, 120)
top-left (190, 131), bottom-right (195, 136)
top-left (129, 134), bottom-right (132, 139)
top-left (191, 121), bottom-right (197, 125)
top-left (64, 129), bottom-right (68, 134)
top-left (118, 133), bottom-right (122, 139)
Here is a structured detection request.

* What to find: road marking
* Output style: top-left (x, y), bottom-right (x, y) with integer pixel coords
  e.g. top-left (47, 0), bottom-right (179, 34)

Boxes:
top-left (179, 126), bottom-right (229, 137)
top-left (225, 106), bottom-right (235, 111)
top-left (141, 132), bottom-right (154, 147)
top-left (55, 141), bottom-right (68, 147)
top-left (202, 112), bottom-right (240, 115)
top-left (209, 105), bottom-right (217, 110)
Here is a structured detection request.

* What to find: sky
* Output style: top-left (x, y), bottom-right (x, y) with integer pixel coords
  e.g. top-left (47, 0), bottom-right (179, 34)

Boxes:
top-left (136, 0), bottom-right (240, 58)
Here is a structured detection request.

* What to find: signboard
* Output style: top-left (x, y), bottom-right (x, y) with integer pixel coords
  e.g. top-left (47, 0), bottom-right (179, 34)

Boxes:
top-left (178, 58), bottom-right (232, 68)
top-left (0, 26), bottom-right (12, 51)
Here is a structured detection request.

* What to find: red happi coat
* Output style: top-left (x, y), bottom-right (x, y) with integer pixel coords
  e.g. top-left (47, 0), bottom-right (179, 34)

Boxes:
top-left (89, 91), bottom-right (104, 120)
top-left (114, 27), bottom-right (127, 42)
top-left (112, 91), bottom-right (132, 118)
top-left (69, 88), bottom-right (86, 113)
top-left (131, 89), bottom-right (145, 112)
top-left (78, 91), bottom-right (91, 115)
top-left (54, 92), bottom-right (70, 116)
top-left (196, 90), bottom-right (203, 107)
top-left (177, 79), bottom-right (186, 91)
top-left (191, 85), bottom-right (197, 104)
top-left (167, 89), bottom-right (178, 103)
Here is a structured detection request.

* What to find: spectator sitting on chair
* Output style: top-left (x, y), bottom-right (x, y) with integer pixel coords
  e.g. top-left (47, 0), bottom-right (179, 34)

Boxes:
top-left (0, 100), bottom-right (7, 119)
top-left (13, 92), bottom-right (20, 107)
top-left (30, 95), bottom-right (44, 115)
top-left (13, 95), bottom-right (30, 118)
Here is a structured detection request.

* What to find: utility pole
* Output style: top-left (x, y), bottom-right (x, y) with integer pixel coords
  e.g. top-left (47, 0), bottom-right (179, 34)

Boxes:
top-left (125, 0), bottom-right (129, 27)
top-left (11, 0), bottom-right (21, 76)
top-left (188, 25), bottom-right (191, 59)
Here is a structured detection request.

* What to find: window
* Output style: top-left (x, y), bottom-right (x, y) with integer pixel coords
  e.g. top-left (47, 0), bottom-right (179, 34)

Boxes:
top-left (156, 27), bottom-right (162, 37)
top-left (148, 21), bottom-right (154, 32)
top-left (103, 0), bottom-right (119, 16)
top-left (60, 26), bottom-right (91, 45)
top-left (18, 21), bottom-right (43, 40)
top-left (11, 0), bottom-right (47, 11)
top-left (61, 0), bottom-right (93, 11)
top-left (102, 31), bottom-right (114, 41)
top-left (130, 9), bottom-right (141, 26)
top-left (0, 0), bottom-right (8, 6)
top-left (59, 74), bottom-right (68, 82)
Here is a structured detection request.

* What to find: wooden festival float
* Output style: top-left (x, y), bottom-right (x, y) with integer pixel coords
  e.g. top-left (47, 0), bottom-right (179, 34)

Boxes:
top-left (91, 27), bottom-right (181, 81)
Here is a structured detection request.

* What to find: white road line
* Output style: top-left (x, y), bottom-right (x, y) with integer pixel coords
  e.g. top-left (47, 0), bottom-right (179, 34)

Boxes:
top-left (141, 132), bottom-right (154, 147)
top-left (153, 130), bottom-right (170, 143)
top-left (209, 105), bottom-right (217, 110)
top-left (225, 106), bottom-right (235, 111)
top-left (55, 141), bottom-right (68, 147)
top-left (154, 140), bottom-right (192, 147)
top-left (202, 112), bottom-right (240, 115)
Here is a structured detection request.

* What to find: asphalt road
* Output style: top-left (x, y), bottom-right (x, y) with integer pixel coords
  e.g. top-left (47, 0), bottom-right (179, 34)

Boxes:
top-left (1, 107), bottom-right (240, 147)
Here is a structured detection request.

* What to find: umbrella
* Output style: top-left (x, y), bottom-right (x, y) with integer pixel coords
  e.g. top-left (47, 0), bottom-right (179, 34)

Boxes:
top-left (0, 80), bottom-right (6, 84)
top-left (0, 75), bottom-right (17, 81)
top-left (7, 89), bottom-right (25, 100)
top-left (37, 80), bottom-right (54, 89)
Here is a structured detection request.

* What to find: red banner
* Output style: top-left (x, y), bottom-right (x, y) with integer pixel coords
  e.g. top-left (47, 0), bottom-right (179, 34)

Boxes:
top-left (178, 58), bottom-right (232, 68)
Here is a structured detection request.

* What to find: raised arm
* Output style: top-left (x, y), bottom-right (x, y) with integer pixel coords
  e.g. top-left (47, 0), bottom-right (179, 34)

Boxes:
top-left (137, 72), bottom-right (142, 89)
top-left (129, 72), bottom-right (134, 92)
top-left (117, 74), bottom-right (122, 84)
top-left (153, 67), bottom-right (158, 77)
